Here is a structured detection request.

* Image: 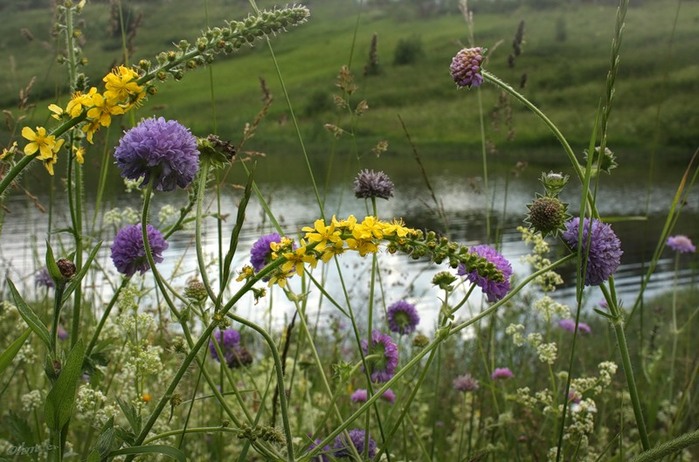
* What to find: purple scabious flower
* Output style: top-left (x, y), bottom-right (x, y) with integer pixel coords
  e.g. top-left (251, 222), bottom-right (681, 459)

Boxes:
top-left (250, 232), bottom-right (282, 273)
top-left (453, 373), bottom-right (480, 392)
top-left (350, 389), bottom-right (368, 403)
top-left (457, 245), bottom-right (513, 303)
top-left (209, 329), bottom-right (241, 362)
top-left (353, 169), bottom-right (394, 200)
top-left (56, 325), bottom-right (69, 341)
top-left (667, 235), bottom-right (696, 254)
top-left (35, 267), bottom-right (55, 289)
top-left (307, 438), bottom-right (331, 462)
top-left (110, 224), bottom-right (168, 277)
top-left (386, 300), bottom-right (420, 335)
top-left (361, 330), bottom-right (399, 383)
top-left (558, 319), bottom-right (592, 335)
top-left (491, 367), bottom-right (514, 380)
top-left (114, 117), bottom-right (199, 192)
top-left (562, 217), bottom-right (623, 286)
top-left (333, 428), bottom-right (377, 459)
top-left (450, 47), bottom-right (485, 89)
top-left (380, 388), bottom-right (396, 404)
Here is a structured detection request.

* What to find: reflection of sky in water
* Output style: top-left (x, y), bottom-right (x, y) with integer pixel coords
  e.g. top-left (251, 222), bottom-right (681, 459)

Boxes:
top-left (1, 171), bottom-right (697, 332)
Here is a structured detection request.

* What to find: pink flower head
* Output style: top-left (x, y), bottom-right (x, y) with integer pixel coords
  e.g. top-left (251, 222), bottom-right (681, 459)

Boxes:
top-left (491, 367), bottom-right (514, 380)
top-left (667, 235), bottom-right (696, 254)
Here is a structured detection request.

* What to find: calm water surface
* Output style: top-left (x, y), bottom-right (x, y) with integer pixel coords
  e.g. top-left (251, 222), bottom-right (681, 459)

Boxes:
top-left (1, 162), bottom-right (697, 331)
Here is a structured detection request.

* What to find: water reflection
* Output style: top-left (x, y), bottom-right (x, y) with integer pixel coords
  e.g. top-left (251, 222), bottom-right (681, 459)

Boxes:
top-left (1, 168), bottom-right (697, 331)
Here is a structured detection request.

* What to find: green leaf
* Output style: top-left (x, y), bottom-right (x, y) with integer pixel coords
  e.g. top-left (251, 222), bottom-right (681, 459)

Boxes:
top-left (108, 445), bottom-right (186, 462)
top-left (45, 240), bottom-right (63, 284)
top-left (0, 329), bottom-right (31, 376)
top-left (7, 279), bottom-right (51, 350)
top-left (44, 340), bottom-right (85, 430)
top-left (62, 241), bottom-right (103, 304)
top-left (117, 397), bottom-right (142, 435)
top-left (87, 417), bottom-right (116, 461)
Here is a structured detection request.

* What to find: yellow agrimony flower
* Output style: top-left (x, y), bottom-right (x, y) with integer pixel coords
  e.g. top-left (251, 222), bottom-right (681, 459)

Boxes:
top-left (48, 104), bottom-right (64, 120)
top-left (65, 89), bottom-right (95, 118)
top-left (103, 65), bottom-right (145, 106)
top-left (86, 91), bottom-right (125, 128)
top-left (281, 245), bottom-right (317, 276)
top-left (42, 153), bottom-right (59, 176)
top-left (21, 126), bottom-right (64, 160)
top-left (320, 240), bottom-right (345, 263)
top-left (352, 216), bottom-right (384, 240)
top-left (345, 237), bottom-right (379, 256)
top-left (381, 219), bottom-right (412, 238)
top-left (302, 218), bottom-right (342, 252)
top-left (236, 265), bottom-right (255, 282)
top-left (73, 146), bottom-right (85, 164)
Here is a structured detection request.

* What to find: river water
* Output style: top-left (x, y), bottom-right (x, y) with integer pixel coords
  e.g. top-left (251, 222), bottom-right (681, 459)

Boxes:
top-left (1, 159), bottom-right (697, 331)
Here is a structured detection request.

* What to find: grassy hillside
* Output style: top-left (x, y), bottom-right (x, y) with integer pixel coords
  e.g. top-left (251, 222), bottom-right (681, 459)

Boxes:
top-left (1, 0), bottom-right (697, 159)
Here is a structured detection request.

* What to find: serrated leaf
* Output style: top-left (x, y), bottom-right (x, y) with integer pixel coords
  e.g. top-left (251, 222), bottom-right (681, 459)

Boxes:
top-left (7, 279), bottom-right (51, 350)
top-left (0, 329), bottom-right (31, 376)
top-left (44, 340), bottom-right (85, 430)
top-left (108, 445), bottom-right (186, 462)
top-left (87, 417), bottom-right (116, 461)
top-left (117, 397), bottom-right (142, 434)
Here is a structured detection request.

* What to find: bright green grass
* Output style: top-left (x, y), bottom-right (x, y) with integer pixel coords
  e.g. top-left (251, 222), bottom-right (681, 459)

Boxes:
top-left (1, 0), bottom-right (697, 156)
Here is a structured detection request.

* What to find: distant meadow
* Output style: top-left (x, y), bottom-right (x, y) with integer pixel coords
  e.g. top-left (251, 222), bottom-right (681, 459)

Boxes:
top-left (0, 1), bottom-right (697, 461)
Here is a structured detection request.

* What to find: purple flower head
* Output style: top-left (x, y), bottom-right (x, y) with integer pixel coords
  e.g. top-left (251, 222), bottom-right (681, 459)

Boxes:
top-left (333, 428), bottom-right (377, 459)
top-left (558, 319), bottom-right (592, 335)
top-left (56, 325), bottom-right (69, 341)
top-left (250, 233), bottom-right (282, 273)
top-left (110, 224), bottom-right (168, 277)
top-left (381, 388), bottom-right (396, 404)
top-left (568, 389), bottom-right (582, 405)
top-left (361, 330), bottom-right (399, 383)
top-left (450, 47), bottom-right (485, 89)
top-left (350, 389), bottom-right (368, 403)
top-left (209, 329), bottom-right (241, 362)
top-left (562, 218), bottom-right (623, 286)
top-left (35, 267), bottom-right (55, 289)
top-left (114, 117), bottom-right (199, 192)
top-left (453, 373), bottom-right (480, 392)
top-left (353, 169), bottom-right (394, 200)
top-left (386, 300), bottom-right (420, 335)
top-left (307, 438), bottom-right (331, 462)
top-left (667, 235), bottom-right (696, 254)
top-left (491, 367), bottom-right (514, 380)
top-left (457, 245), bottom-right (513, 302)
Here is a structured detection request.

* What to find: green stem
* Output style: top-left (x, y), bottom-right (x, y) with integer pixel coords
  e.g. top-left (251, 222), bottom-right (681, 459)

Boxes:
top-left (628, 429), bottom-right (699, 462)
top-left (602, 285), bottom-right (651, 451)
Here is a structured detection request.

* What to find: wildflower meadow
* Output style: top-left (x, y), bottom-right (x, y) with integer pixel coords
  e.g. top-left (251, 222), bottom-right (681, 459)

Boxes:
top-left (0, 0), bottom-right (697, 461)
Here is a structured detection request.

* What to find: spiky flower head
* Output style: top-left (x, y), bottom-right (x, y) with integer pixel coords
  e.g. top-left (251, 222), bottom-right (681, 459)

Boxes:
top-left (386, 300), bottom-right (420, 335)
top-left (667, 235), bottom-right (696, 254)
top-left (561, 217), bottom-right (623, 286)
top-left (525, 194), bottom-right (570, 237)
top-left (584, 146), bottom-right (618, 174)
top-left (540, 171), bottom-right (569, 197)
top-left (333, 428), bottom-right (377, 459)
top-left (453, 374), bottom-right (480, 392)
top-left (114, 117), bottom-right (200, 192)
top-left (110, 224), bottom-right (168, 277)
top-left (450, 47), bottom-right (485, 89)
top-left (361, 330), bottom-right (399, 383)
top-left (457, 245), bottom-right (512, 303)
top-left (353, 169), bottom-right (394, 200)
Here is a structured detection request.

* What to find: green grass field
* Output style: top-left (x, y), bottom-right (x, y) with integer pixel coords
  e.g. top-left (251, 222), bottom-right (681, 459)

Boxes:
top-left (1, 0), bottom-right (697, 158)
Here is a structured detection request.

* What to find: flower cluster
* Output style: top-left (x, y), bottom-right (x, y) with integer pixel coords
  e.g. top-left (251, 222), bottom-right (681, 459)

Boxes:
top-left (386, 300), bottom-right (420, 335)
top-left (110, 224), bottom-right (169, 277)
top-left (240, 215), bottom-right (506, 289)
top-left (114, 117), bottom-right (200, 191)
top-left (562, 217), bottom-right (622, 286)
top-left (450, 47), bottom-right (485, 89)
